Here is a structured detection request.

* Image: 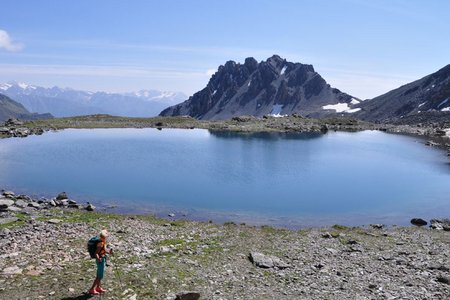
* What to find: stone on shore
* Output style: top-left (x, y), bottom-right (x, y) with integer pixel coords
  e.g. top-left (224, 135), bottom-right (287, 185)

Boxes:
top-left (370, 224), bottom-right (384, 229)
top-left (0, 199), bottom-right (15, 210)
top-left (56, 192), bottom-right (68, 200)
top-left (86, 203), bottom-right (95, 211)
top-left (411, 218), bottom-right (427, 226)
top-left (430, 219), bottom-right (450, 231)
top-left (14, 200), bottom-right (28, 208)
top-left (28, 202), bottom-right (41, 209)
top-left (2, 191), bottom-right (15, 198)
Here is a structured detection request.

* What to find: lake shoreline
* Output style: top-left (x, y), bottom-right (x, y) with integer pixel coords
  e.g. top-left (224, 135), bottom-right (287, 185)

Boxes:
top-left (1, 114), bottom-right (449, 156)
top-left (1, 190), bottom-right (450, 299)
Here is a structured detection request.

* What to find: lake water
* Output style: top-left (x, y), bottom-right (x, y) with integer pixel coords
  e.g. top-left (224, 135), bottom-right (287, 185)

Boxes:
top-left (0, 128), bottom-right (449, 227)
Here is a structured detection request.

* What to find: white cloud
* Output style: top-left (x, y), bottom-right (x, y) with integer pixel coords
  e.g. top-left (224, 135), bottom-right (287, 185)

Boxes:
top-left (0, 30), bottom-right (24, 52)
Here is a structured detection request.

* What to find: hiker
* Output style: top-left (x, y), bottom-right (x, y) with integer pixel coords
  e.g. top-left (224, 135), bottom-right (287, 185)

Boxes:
top-left (88, 229), bottom-right (113, 295)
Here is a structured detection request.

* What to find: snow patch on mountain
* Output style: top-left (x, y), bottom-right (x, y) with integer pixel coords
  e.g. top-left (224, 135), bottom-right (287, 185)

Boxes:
top-left (322, 103), bottom-right (350, 113)
top-left (270, 104), bottom-right (286, 117)
top-left (322, 103), bottom-right (360, 113)
top-left (350, 98), bottom-right (360, 105)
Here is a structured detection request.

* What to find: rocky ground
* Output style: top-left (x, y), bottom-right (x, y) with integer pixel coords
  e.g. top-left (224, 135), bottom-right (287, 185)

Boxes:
top-left (1, 191), bottom-right (450, 300)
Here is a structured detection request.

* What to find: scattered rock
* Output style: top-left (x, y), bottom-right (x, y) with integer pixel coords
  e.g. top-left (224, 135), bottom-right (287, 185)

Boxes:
top-left (370, 224), bottom-right (384, 229)
top-left (7, 206), bottom-right (22, 212)
top-left (2, 266), bottom-right (22, 275)
top-left (14, 128), bottom-right (30, 137)
top-left (5, 118), bottom-right (23, 126)
top-left (321, 232), bottom-right (333, 238)
top-left (0, 199), bottom-right (15, 210)
top-left (2, 191), bottom-right (15, 198)
top-left (410, 218), bottom-right (427, 226)
top-left (175, 291), bottom-right (201, 300)
top-left (0, 217), bottom-right (18, 225)
top-left (249, 252), bottom-right (289, 269)
top-left (437, 276), bottom-right (449, 285)
top-left (56, 192), bottom-right (68, 200)
top-left (168, 213), bottom-right (175, 217)
top-left (435, 129), bottom-right (446, 136)
top-left (47, 219), bottom-right (62, 224)
top-left (430, 219), bottom-right (450, 231)
top-left (425, 140), bottom-right (439, 146)
top-left (160, 246), bottom-right (173, 253)
top-left (86, 203), bottom-right (95, 211)
top-left (28, 202), bottom-right (41, 209)
top-left (14, 200), bottom-right (28, 208)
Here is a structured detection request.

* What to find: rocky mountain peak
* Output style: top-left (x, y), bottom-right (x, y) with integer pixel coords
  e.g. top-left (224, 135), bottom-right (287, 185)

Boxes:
top-left (160, 55), bottom-right (357, 120)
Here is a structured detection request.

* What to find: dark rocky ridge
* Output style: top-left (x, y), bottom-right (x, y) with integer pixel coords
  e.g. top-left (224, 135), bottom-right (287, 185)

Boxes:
top-left (355, 64), bottom-right (450, 122)
top-left (160, 55), bottom-right (359, 120)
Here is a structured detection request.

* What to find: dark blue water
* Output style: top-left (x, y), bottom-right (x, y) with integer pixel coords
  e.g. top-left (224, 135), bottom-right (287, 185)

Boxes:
top-left (0, 129), bottom-right (449, 227)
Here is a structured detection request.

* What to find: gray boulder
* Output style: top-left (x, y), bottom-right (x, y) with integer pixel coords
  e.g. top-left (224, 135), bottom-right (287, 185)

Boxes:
top-left (430, 219), bottom-right (450, 231)
top-left (47, 219), bottom-right (62, 224)
top-left (28, 202), bottom-right (41, 209)
top-left (7, 206), bottom-right (22, 212)
top-left (86, 203), bottom-right (95, 211)
top-left (249, 252), bottom-right (289, 269)
top-left (437, 276), bottom-right (449, 285)
top-left (411, 218), bottom-right (427, 226)
top-left (0, 199), bottom-right (15, 211)
top-left (14, 200), bottom-right (28, 208)
top-left (14, 128), bottom-right (29, 137)
top-left (0, 217), bottom-right (18, 225)
top-left (56, 192), bottom-right (68, 200)
top-left (0, 127), bottom-right (9, 133)
top-left (5, 118), bottom-right (24, 126)
top-left (370, 224), bottom-right (385, 229)
top-left (2, 191), bottom-right (15, 198)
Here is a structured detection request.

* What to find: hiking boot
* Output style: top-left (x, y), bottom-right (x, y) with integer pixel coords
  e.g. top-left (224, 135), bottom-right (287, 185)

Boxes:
top-left (88, 289), bottom-right (100, 295)
top-left (96, 287), bottom-right (106, 293)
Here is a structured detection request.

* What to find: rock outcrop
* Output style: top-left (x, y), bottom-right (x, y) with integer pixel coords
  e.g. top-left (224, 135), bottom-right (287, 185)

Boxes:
top-left (160, 55), bottom-right (358, 120)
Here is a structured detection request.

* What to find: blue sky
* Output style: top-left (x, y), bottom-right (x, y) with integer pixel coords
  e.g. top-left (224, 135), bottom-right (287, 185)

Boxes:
top-left (0, 0), bottom-right (449, 99)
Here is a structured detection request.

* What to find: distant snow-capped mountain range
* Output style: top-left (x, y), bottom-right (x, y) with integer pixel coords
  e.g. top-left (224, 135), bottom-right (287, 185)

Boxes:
top-left (0, 82), bottom-right (187, 117)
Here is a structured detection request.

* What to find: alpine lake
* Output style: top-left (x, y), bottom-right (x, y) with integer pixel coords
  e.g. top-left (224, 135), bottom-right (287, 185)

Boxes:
top-left (0, 128), bottom-right (449, 228)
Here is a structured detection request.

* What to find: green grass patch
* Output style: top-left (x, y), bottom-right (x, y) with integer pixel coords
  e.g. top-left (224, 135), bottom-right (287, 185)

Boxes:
top-left (0, 212), bottom-right (30, 229)
top-left (332, 224), bottom-right (349, 230)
